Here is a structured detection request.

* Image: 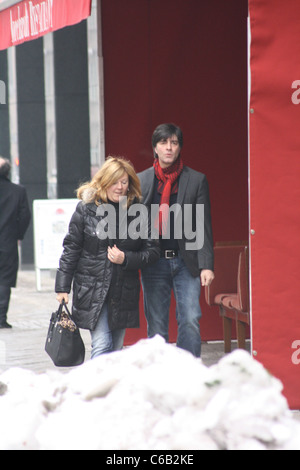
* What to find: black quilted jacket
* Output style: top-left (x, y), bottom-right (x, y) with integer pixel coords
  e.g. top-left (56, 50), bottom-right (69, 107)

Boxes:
top-left (55, 201), bottom-right (160, 331)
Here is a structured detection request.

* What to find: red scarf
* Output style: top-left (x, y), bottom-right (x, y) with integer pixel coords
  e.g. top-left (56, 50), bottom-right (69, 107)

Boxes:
top-left (153, 157), bottom-right (184, 235)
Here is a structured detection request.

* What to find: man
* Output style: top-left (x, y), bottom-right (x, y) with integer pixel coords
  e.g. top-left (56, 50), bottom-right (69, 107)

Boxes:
top-left (138, 123), bottom-right (214, 357)
top-left (0, 157), bottom-right (31, 328)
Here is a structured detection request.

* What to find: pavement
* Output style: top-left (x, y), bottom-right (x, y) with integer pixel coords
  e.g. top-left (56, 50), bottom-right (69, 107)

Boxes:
top-left (0, 271), bottom-right (235, 373)
top-left (0, 269), bottom-right (89, 373)
top-left (0, 269), bottom-right (240, 374)
top-left (1, 269), bottom-right (299, 422)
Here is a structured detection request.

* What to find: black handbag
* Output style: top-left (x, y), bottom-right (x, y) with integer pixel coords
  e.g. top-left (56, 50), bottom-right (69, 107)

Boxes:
top-left (45, 300), bottom-right (85, 367)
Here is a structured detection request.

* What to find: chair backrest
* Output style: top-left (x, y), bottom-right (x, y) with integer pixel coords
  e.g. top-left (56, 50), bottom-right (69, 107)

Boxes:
top-left (237, 246), bottom-right (249, 313)
top-left (205, 242), bottom-right (247, 306)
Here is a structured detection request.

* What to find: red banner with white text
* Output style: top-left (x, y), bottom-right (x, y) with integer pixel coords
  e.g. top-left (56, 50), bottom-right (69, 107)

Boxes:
top-left (249, 0), bottom-right (300, 409)
top-left (0, 0), bottom-right (91, 50)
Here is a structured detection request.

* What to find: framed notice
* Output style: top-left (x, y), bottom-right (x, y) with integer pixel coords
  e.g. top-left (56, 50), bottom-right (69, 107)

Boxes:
top-left (33, 199), bottom-right (78, 290)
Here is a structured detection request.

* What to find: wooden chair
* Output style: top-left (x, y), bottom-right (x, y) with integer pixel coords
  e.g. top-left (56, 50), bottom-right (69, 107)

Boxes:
top-left (205, 243), bottom-right (250, 353)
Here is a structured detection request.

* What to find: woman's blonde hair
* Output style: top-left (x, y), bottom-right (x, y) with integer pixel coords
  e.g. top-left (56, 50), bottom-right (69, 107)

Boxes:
top-left (77, 156), bottom-right (142, 207)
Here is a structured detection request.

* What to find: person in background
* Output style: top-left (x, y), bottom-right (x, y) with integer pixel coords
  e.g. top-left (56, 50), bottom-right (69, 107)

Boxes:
top-left (0, 157), bottom-right (31, 329)
top-left (138, 123), bottom-right (215, 358)
top-left (55, 157), bottom-right (160, 358)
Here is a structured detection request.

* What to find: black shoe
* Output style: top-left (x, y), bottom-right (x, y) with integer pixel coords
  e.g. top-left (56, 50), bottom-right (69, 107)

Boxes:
top-left (0, 322), bottom-right (12, 329)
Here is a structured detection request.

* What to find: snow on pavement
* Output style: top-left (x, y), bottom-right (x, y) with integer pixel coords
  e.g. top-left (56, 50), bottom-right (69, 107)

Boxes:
top-left (0, 335), bottom-right (299, 451)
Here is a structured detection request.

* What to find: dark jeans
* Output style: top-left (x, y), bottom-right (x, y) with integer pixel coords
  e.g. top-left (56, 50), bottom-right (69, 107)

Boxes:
top-left (0, 286), bottom-right (11, 324)
top-left (141, 254), bottom-right (202, 357)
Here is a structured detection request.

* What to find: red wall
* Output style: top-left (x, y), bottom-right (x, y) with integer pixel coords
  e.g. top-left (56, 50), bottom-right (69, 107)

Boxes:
top-left (101, 0), bottom-right (249, 342)
top-left (249, 0), bottom-right (300, 409)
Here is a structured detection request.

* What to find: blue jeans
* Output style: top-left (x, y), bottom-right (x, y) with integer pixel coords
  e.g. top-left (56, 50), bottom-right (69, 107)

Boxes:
top-left (141, 254), bottom-right (202, 357)
top-left (90, 302), bottom-right (126, 359)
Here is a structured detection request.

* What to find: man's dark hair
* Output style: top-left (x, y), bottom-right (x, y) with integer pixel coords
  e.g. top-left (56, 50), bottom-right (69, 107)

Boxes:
top-left (152, 123), bottom-right (183, 157)
top-left (0, 157), bottom-right (11, 178)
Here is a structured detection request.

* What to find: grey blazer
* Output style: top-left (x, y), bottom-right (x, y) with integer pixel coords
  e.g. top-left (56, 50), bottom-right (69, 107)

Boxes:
top-left (138, 166), bottom-right (214, 277)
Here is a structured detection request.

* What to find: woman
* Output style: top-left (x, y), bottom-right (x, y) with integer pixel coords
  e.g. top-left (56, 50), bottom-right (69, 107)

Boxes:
top-left (55, 157), bottom-right (160, 358)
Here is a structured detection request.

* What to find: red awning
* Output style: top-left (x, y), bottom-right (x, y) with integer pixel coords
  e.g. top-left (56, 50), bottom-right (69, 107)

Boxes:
top-left (0, 0), bottom-right (92, 50)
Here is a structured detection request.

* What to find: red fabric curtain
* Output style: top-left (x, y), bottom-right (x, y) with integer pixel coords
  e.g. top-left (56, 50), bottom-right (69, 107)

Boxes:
top-left (249, 0), bottom-right (300, 409)
top-left (101, 0), bottom-right (248, 344)
top-left (0, 0), bottom-right (91, 50)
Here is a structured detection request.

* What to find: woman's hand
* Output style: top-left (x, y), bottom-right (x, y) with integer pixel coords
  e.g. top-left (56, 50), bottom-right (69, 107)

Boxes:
top-left (56, 293), bottom-right (69, 304)
top-left (108, 245), bottom-right (125, 265)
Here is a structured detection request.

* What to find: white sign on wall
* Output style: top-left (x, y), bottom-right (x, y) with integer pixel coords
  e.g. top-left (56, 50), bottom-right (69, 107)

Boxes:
top-left (33, 199), bottom-right (78, 289)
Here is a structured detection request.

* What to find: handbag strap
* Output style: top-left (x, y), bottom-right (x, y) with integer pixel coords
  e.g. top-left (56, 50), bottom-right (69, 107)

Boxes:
top-left (56, 300), bottom-right (73, 320)
top-left (61, 299), bottom-right (72, 318)
top-left (57, 300), bottom-right (78, 329)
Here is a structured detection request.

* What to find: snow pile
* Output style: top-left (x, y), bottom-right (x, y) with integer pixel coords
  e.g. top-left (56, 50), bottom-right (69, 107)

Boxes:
top-left (0, 335), bottom-right (299, 450)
